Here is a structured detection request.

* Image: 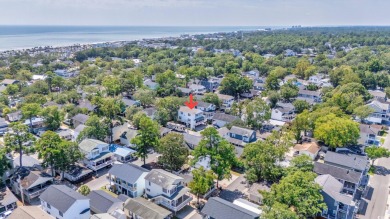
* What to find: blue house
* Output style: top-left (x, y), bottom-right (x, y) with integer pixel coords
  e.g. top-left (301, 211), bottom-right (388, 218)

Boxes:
top-left (226, 126), bottom-right (256, 147)
top-left (200, 77), bottom-right (222, 92)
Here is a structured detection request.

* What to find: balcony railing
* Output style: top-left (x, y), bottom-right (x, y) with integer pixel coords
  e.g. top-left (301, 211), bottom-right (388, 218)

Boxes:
top-left (159, 195), bottom-right (193, 212)
top-left (89, 160), bottom-right (113, 171)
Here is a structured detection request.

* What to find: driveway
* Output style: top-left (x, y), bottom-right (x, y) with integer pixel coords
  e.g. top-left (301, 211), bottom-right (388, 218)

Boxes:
top-left (358, 132), bottom-right (390, 219)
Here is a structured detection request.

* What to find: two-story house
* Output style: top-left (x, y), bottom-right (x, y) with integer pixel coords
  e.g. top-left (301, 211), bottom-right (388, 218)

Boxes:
top-left (108, 163), bottom-right (149, 198)
top-left (368, 90), bottom-right (387, 102)
top-left (271, 102), bottom-right (295, 122)
top-left (358, 124), bottom-right (382, 146)
top-left (177, 106), bottom-right (205, 130)
top-left (196, 101), bottom-right (216, 121)
top-left (365, 100), bottom-right (390, 124)
top-left (145, 169), bottom-right (192, 213)
top-left (315, 174), bottom-right (356, 219)
top-left (314, 162), bottom-right (363, 196)
top-left (10, 167), bottom-right (54, 203)
top-left (79, 139), bottom-right (113, 171)
top-left (189, 84), bottom-right (206, 95)
top-left (253, 77), bottom-right (266, 91)
top-left (200, 77), bottom-right (222, 92)
top-left (40, 185), bottom-right (90, 219)
top-left (216, 93), bottom-right (234, 109)
top-left (298, 88), bottom-right (322, 103)
top-left (225, 126), bottom-right (256, 147)
top-left (324, 151), bottom-right (369, 186)
top-left (242, 70), bottom-right (260, 81)
top-left (87, 190), bottom-right (123, 215)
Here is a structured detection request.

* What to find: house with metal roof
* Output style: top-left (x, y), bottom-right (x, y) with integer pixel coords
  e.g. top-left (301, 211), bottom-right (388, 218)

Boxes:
top-left (40, 185), bottom-right (90, 219)
top-left (87, 190), bottom-right (123, 215)
top-left (144, 169), bottom-right (192, 213)
top-left (201, 197), bottom-right (259, 219)
top-left (315, 174), bottom-right (356, 219)
top-left (123, 197), bottom-right (172, 219)
top-left (108, 163), bottom-right (149, 198)
top-left (79, 139), bottom-right (113, 171)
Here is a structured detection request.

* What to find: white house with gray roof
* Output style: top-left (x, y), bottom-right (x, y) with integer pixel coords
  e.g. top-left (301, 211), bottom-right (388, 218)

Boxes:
top-left (108, 163), bottom-right (149, 198)
top-left (201, 197), bottom-right (259, 219)
top-left (145, 169), bottom-right (192, 213)
top-left (40, 185), bottom-right (90, 219)
top-left (365, 100), bottom-right (390, 124)
top-left (177, 106), bottom-right (205, 130)
top-left (79, 139), bottom-right (113, 171)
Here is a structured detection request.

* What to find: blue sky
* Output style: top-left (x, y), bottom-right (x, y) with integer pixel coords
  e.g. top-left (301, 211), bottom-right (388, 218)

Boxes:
top-left (1, 0), bottom-right (389, 26)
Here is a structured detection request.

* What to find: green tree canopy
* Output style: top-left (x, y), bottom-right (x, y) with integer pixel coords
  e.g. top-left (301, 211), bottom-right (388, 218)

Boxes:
top-left (157, 133), bottom-right (189, 172)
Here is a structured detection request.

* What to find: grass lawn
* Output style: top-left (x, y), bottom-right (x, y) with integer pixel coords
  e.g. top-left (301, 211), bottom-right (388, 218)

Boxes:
top-left (100, 186), bottom-right (118, 197)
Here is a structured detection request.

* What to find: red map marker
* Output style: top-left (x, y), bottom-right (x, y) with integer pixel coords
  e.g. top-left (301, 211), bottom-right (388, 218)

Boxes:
top-left (185, 94), bottom-right (198, 109)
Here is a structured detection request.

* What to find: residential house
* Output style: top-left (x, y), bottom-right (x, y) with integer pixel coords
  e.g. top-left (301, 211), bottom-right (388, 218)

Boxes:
top-left (1, 79), bottom-right (19, 86)
top-left (144, 79), bottom-right (159, 90)
top-left (183, 132), bottom-right (202, 149)
top-left (72, 114), bottom-right (89, 128)
top-left (315, 174), bottom-right (356, 219)
top-left (246, 183), bottom-right (270, 205)
top-left (123, 197), bottom-right (172, 219)
top-left (189, 84), bottom-right (206, 95)
top-left (369, 90), bottom-right (386, 102)
top-left (62, 165), bottom-right (93, 184)
top-left (201, 197), bottom-right (259, 219)
top-left (119, 129), bottom-right (138, 146)
top-left (77, 99), bottom-right (97, 112)
top-left (0, 117), bottom-right (8, 135)
top-left (177, 87), bottom-right (193, 96)
top-left (0, 187), bottom-right (18, 217)
top-left (285, 49), bottom-right (297, 57)
top-left (167, 122), bottom-right (186, 132)
top-left (8, 206), bottom-right (52, 219)
top-left (56, 129), bottom-right (73, 141)
top-left (366, 100), bottom-right (390, 124)
top-left (293, 141), bottom-right (321, 160)
top-left (225, 126), bottom-right (256, 147)
top-left (79, 139), bottom-right (113, 171)
top-left (112, 147), bottom-right (137, 163)
top-left (271, 102), bottom-right (295, 122)
top-left (121, 98), bottom-right (140, 109)
top-left (216, 93), bottom-right (234, 109)
top-left (324, 151), bottom-right (369, 175)
top-left (87, 190), bottom-right (123, 214)
top-left (12, 155), bottom-right (41, 169)
top-left (298, 88), bottom-right (322, 103)
top-left (177, 106), bottom-right (205, 130)
top-left (212, 113), bottom-right (239, 128)
top-left (6, 111), bottom-right (22, 122)
top-left (358, 124), bottom-right (382, 146)
top-left (232, 198), bottom-right (262, 215)
top-left (242, 70), bottom-right (260, 80)
top-left (90, 213), bottom-right (117, 219)
top-left (253, 77), bottom-right (266, 91)
top-left (313, 162), bottom-right (363, 196)
top-left (108, 163), bottom-right (149, 198)
top-left (145, 169), bottom-right (193, 212)
top-left (40, 185), bottom-right (90, 219)
top-left (143, 107), bottom-right (157, 120)
top-left (196, 101), bottom-right (216, 121)
top-left (10, 167), bottom-right (54, 203)
top-left (73, 124), bottom-right (87, 141)
top-left (200, 77), bottom-right (222, 92)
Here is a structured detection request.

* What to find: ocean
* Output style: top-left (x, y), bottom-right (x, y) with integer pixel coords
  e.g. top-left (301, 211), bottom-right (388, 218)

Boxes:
top-left (0, 26), bottom-right (277, 51)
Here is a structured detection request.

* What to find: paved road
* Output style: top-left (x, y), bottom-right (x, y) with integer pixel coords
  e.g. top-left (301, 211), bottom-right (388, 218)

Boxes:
top-left (360, 133), bottom-right (390, 219)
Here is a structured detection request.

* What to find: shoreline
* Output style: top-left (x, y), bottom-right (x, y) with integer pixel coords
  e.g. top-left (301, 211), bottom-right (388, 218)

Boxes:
top-left (0, 26), bottom-right (273, 53)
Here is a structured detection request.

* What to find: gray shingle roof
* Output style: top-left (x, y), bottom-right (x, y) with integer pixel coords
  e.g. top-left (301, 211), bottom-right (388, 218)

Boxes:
top-left (8, 206), bottom-right (52, 219)
top-left (79, 138), bottom-right (108, 153)
top-left (87, 190), bottom-right (123, 214)
top-left (213, 113), bottom-right (239, 123)
top-left (183, 133), bottom-right (202, 147)
top-left (39, 185), bottom-right (88, 213)
top-left (72, 113), bottom-right (89, 124)
top-left (324, 151), bottom-right (368, 172)
top-left (315, 174), bottom-right (354, 205)
top-left (313, 162), bottom-right (361, 184)
top-left (124, 197), bottom-right (172, 219)
top-left (201, 197), bottom-right (259, 219)
top-left (144, 169), bottom-right (183, 189)
top-left (108, 163), bottom-right (149, 184)
top-left (229, 126), bottom-right (254, 136)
